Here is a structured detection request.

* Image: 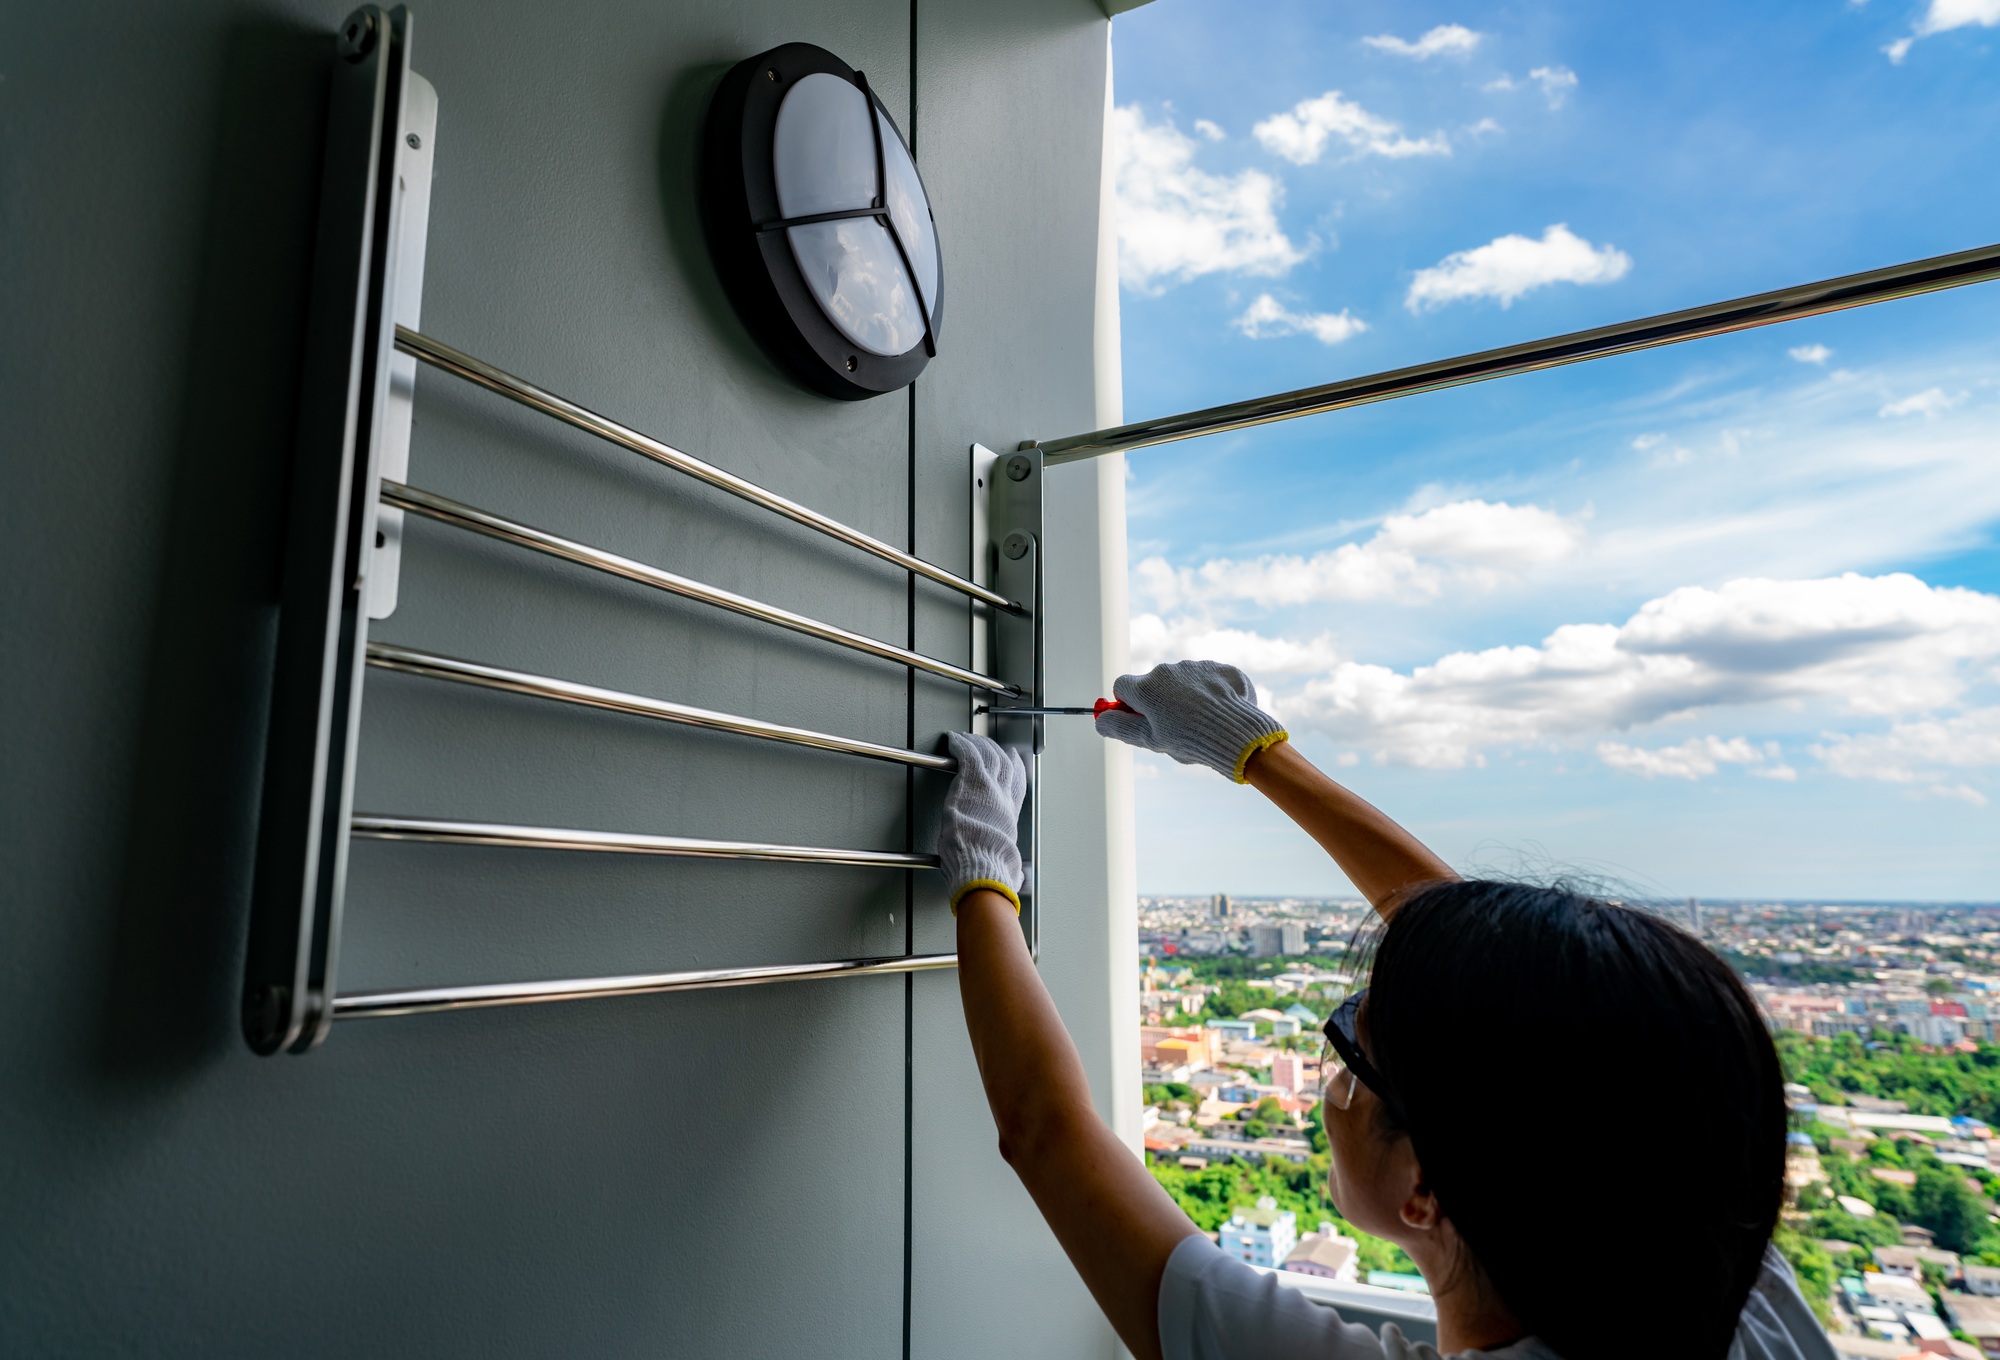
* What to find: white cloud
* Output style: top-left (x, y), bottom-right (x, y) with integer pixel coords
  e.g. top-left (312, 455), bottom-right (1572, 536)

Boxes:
top-left (1812, 709), bottom-right (2000, 786)
top-left (1129, 615), bottom-right (1344, 674)
top-left (1467, 117), bottom-right (1504, 137)
top-left (1879, 387), bottom-right (1966, 419)
top-left (1789, 344), bottom-right (1833, 365)
top-left (1529, 65), bottom-right (1579, 107)
top-left (1252, 91), bottom-right (1450, 166)
top-left (1239, 573), bottom-right (2000, 769)
top-left (1114, 105), bottom-right (1307, 292)
top-left (1136, 499), bottom-right (1580, 612)
top-left (1193, 119), bottom-right (1226, 142)
top-left (1363, 24), bottom-right (1482, 59)
top-left (1885, 0), bottom-right (2000, 62)
top-left (1932, 783), bottom-right (1990, 807)
top-left (1234, 294), bottom-right (1368, 346)
top-left (1406, 224), bottom-right (1631, 312)
top-left (1597, 735), bottom-right (1785, 780)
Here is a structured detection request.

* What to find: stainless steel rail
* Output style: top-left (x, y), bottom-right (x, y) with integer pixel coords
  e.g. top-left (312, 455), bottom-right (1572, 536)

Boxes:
top-left (381, 480), bottom-right (1018, 695)
top-left (1037, 240), bottom-right (2000, 464)
top-left (352, 814), bottom-right (938, 868)
top-left (366, 642), bottom-right (956, 771)
top-left (333, 951), bottom-right (960, 1019)
top-left (394, 326), bottom-right (1019, 612)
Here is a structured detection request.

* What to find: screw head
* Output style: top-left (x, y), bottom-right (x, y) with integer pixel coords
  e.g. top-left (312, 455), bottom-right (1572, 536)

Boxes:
top-left (406, 131), bottom-right (422, 150)
top-left (1005, 455), bottom-right (1033, 482)
top-left (1002, 531), bottom-right (1032, 561)
top-left (766, 68), bottom-right (781, 82)
top-left (845, 355), bottom-right (858, 372)
top-left (337, 9), bottom-right (379, 62)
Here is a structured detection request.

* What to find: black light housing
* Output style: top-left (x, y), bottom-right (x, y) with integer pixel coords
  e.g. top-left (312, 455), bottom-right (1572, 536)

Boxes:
top-left (701, 43), bottom-right (943, 401)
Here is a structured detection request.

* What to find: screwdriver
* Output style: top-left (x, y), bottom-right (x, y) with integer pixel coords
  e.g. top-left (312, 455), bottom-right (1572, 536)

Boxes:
top-left (976, 698), bottom-right (1136, 717)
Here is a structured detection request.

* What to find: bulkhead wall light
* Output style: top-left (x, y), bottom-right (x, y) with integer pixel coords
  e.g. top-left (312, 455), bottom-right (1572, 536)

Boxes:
top-left (702, 43), bottom-right (942, 401)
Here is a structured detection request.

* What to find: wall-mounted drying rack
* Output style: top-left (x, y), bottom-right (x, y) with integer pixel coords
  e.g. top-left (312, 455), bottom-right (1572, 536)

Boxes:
top-left (244, 5), bottom-right (1044, 1054)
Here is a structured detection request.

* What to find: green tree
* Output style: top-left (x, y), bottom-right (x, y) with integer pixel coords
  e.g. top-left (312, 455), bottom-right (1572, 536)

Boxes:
top-left (1914, 1165), bottom-right (1991, 1254)
top-left (1772, 1228), bottom-right (1834, 1327)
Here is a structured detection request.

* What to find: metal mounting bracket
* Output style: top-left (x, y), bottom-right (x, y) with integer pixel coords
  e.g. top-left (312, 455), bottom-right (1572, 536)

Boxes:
top-left (971, 442), bottom-right (1044, 957)
top-left (244, 5), bottom-right (433, 1054)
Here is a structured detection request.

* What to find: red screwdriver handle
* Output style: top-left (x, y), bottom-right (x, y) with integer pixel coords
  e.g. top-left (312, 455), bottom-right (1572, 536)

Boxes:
top-left (1094, 697), bottom-right (1135, 718)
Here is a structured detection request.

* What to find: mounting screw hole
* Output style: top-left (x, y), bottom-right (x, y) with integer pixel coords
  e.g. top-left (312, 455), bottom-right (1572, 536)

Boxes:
top-left (406, 132), bottom-right (422, 150)
top-left (337, 9), bottom-right (378, 61)
top-left (766, 68), bottom-right (780, 81)
top-left (845, 355), bottom-right (858, 372)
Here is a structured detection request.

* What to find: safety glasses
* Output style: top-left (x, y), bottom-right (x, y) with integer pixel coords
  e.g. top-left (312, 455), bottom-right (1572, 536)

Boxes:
top-left (1319, 990), bottom-right (1401, 1120)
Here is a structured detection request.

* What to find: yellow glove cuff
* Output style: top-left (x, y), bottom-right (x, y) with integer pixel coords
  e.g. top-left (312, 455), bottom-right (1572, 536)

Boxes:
top-left (1231, 730), bottom-right (1290, 784)
top-left (950, 880), bottom-right (1023, 916)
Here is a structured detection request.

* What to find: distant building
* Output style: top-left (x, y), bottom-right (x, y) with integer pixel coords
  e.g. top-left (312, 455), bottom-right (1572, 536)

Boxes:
top-left (1283, 1222), bottom-right (1358, 1282)
top-left (1213, 893), bottom-right (1233, 920)
top-left (1206, 1018), bottom-right (1256, 1044)
top-left (1141, 1026), bottom-right (1212, 1071)
top-left (1185, 1136), bottom-right (1313, 1166)
top-left (1269, 1052), bottom-right (1305, 1094)
top-left (1284, 1002), bottom-right (1321, 1026)
top-left (1250, 922), bottom-right (1307, 957)
top-left (1687, 897), bottom-right (1701, 933)
top-left (1912, 1013), bottom-right (1967, 1046)
top-left (1941, 1293), bottom-right (2000, 1357)
top-left (1964, 1264), bottom-right (2000, 1297)
top-left (1219, 1197), bottom-right (1298, 1268)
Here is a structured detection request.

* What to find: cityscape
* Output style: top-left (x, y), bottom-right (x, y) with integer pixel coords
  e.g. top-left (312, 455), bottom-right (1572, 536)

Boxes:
top-left (1137, 894), bottom-right (2000, 1356)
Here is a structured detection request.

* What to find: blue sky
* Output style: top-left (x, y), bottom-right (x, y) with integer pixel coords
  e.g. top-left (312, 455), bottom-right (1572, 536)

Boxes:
top-left (1107, 0), bottom-right (2000, 901)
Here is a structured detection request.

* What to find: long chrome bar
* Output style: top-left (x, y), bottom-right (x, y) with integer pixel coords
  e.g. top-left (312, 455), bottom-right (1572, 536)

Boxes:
top-left (352, 814), bottom-right (938, 868)
top-left (366, 642), bottom-right (956, 772)
top-left (394, 326), bottom-right (1018, 612)
top-left (1037, 240), bottom-right (2000, 463)
top-left (381, 480), bottom-right (1017, 695)
top-left (334, 951), bottom-right (959, 1019)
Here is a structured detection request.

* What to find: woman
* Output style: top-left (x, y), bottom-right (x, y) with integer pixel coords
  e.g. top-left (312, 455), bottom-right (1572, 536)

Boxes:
top-left (936, 660), bottom-right (1832, 1360)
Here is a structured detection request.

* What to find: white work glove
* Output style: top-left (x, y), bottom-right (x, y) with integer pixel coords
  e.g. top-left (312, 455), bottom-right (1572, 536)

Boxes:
top-left (939, 731), bottom-right (1029, 914)
top-left (1094, 660), bottom-right (1288, 784)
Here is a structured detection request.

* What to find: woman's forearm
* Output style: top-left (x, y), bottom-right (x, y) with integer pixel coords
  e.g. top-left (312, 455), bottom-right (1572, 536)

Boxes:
top-left (955, 890), bottom-right (1198, 1360)
top-left (1243, 740), bottom-right (1458, 913)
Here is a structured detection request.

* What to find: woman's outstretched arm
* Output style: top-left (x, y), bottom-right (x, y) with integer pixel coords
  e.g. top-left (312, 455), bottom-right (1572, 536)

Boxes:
top-left (1096, 661), bottom-right (1458, 917)
top-left (1242, 739), bottom-right (1457, 915)
top-left (956, 888), bottom-right (1199, 1360)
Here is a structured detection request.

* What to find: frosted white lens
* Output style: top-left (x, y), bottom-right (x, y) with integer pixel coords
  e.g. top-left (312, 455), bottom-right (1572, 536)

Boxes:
top-left (876, 113), bottom-right (939, 320)
top-left (771, 71), bottom-right (939, 357)
top-left (772, 73), bottom-right (877, 217)
top-left (785, 219), bottom-right (925, 357)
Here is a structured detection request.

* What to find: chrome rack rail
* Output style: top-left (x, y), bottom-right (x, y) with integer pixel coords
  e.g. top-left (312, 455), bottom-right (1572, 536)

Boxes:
top-left (394, 326), bottom-right (1019, 613)
top-left (1035, 240), bottom-right (2000, 463)
top-left (379, 480), bottom-right (1013, 693)
top-left (335, 953), bottom-right (961, 1020)
top-left (243, 8), bottom-right (1043, 1055)
top-left (365, 643), bottom-right (957, 771)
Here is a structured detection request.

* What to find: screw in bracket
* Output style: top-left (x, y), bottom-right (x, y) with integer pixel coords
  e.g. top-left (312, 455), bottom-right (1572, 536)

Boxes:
top-left (406, 132), bottom-right (422, 150)
top-left (1005, 455), bottom-right (1033, 482)
top-left (337, 8), bottom-right (379, 62)
top-left (1002, 531), bottom-right (1032, 561)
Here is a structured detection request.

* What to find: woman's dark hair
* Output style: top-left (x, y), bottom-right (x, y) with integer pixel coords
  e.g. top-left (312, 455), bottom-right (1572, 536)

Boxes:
top-left (1362, 880), bottom-right (1784, 1360)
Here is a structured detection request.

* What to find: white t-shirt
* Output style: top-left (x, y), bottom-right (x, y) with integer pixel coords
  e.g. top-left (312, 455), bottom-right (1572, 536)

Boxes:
top-left (1158, 1235), bottom-right (1840, 1360)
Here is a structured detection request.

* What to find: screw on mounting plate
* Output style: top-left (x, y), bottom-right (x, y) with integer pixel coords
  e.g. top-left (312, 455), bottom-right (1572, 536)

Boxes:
top-left (337, 9), bottom-right (379, 62)
top-left (1002, 531), bottom-right (1031, 561)
top-left (1005, 456), bottom-right (1033, 482)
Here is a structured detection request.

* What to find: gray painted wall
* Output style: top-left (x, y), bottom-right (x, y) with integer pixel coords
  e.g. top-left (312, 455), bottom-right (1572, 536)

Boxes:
top-left (0, 1), bottom-right (1121, 1355)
